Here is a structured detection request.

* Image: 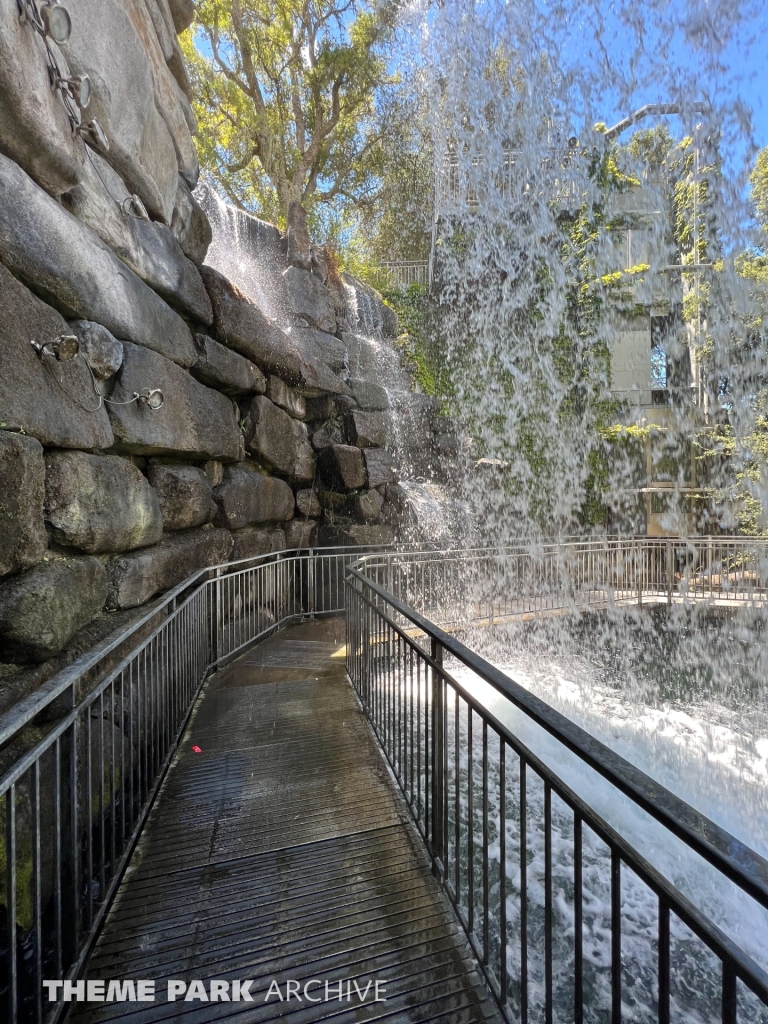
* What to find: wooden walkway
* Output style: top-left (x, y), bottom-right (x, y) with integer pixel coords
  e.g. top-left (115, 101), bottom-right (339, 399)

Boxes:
top-left (68, 619), bottom-right (500, 1024)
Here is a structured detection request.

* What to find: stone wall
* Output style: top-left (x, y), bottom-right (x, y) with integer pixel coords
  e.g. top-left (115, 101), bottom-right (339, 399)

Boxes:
top-left (0, 1), bottom-right (413, 711)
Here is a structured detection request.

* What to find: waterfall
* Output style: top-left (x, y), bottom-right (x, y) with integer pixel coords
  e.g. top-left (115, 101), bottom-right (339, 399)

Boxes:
top-left (194, 183), bottom-right (289, 327)
top-left (402, 0), bottom-right (768, 1008)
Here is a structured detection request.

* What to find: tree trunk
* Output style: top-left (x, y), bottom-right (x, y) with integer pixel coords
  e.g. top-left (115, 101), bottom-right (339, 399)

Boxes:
top-left (285, 200), bottom-right (311, 268)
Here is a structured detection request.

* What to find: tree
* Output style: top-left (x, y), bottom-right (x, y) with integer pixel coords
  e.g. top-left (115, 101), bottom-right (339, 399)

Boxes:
top-left (739, 146), bottom-right (768, 334)
top-left (184, 0), bottom-right (398, 223)
top-left (330, 85), bottom-right (434, 285)
top-left (750, 147), bottom-right (768, 227)
top-left (352, 88), bottom-right (434, 265)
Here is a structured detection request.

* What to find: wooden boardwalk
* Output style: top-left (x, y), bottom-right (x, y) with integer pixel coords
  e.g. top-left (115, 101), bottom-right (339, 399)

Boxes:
top-left (68, 619), bottom-right (500, 1024)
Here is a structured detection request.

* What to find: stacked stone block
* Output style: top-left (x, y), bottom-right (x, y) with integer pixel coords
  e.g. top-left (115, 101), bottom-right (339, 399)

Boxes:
top-left (0, 0), bottom-right (415, 698)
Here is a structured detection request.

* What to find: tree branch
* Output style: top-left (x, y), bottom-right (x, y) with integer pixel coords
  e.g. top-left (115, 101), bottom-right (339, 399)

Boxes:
top-left (230, 0), bottom-right (267, 114)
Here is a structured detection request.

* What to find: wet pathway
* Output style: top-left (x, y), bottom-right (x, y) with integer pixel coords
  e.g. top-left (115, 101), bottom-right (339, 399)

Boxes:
top-left (68, 619), bottom-right (500, 1024)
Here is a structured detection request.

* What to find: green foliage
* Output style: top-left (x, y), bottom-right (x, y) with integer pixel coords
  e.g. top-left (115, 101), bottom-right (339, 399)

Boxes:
top-left (352, 90), bottom-right (434, 265)
top-left (184, 0), bottom-right (398, 221)
top-left (626, 125), bottom-right (674, 168)
top-left (426, 135), bottom-right (637, 530)
top-left (599, 423), bottom-right (663, 443)
top-left (751, 147), bottom-right (768, 228)
top-left (555, 163), bottom-right (644, 527)
top-left (673, 141), bottom-right (712, 268)
top-left (695, 415), bottom-right (768, 536)
top-left (379, 284), bottom-right (451, 398)
top-left (739, 146), bottom-right (768, 334)
top-left (706, 145), bottom-right (768, 534)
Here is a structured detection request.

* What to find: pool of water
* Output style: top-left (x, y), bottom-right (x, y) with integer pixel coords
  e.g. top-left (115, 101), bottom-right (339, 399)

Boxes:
top-left (444, 606), bottom-right (768, 1018)
top-left (462, 607), bottom-right (768, 852)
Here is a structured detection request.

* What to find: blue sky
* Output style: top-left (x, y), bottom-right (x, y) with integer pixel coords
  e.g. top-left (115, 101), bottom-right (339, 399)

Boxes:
top-left (550, 0), bottom-right (768, 174)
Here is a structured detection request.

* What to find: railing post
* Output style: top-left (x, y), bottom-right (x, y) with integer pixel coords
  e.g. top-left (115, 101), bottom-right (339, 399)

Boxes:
top-left (361, 587), bottom-right (370, 705)
top-left (430, 638), bottom-right (446, 879)
top-left (213, 567), bottom-right (223, 665)
top-left (636, 540), bottom-right (642, 607)
top-left (666, 540), bottom-right (673, 606)
top-left (307, 549), bottom-right (316, 619)
top-left (707, 537), bottom-right (713, 601)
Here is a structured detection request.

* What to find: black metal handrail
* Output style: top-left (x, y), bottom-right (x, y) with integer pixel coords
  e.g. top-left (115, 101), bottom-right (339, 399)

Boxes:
top-left (345, 566), bottom-right (768, 1022)
top-left (349, 564), bottom-right (768, 906)
top-left (0, 545), bottom-right (388, 1024)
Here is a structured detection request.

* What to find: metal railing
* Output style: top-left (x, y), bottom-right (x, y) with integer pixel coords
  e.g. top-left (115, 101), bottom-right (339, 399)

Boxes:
top-left (435, 149), bottom-right (580, 216)
top-left (354, 538), bottom-right (768, 629)
top-left (345, 546), bottom-right (768, 1024)
top-left (0, 545), bottom-right (387, 1024)
top-left (378, 261), bottom-right (430, 289)
top-left (3, 535), bottom-right (767, 1023)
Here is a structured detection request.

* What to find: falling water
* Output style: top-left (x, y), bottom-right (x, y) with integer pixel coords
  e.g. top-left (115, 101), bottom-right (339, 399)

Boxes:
top-left (345, 274), bottom-right (472, 545)
top-left (194, 182), bottom-right (290, 326)
top-left (411, 0), bottom-right (764, 542)
top-left (198, 182), bottom-right (469, 546)
top-left (343, 276), bottom-right (386, 339)
top-left (398, 0), bottom-right (768, 1012)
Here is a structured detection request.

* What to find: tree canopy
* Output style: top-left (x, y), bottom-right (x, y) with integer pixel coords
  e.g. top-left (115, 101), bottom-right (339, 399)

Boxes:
top-left (184, 0), bottom-right (399, 224)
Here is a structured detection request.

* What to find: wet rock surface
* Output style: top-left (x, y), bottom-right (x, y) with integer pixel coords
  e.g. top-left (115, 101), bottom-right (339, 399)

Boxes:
top-left (68, 321), bottom-right (124, 381)
top-left (0, 264), bottom-right (114, 450)
top-left (61, 0), bottom-right (183, 222)
top-left (0, 433), bottom-right (46, 578)
top-left (213, 466), bottom-right (295, 530)
top-left (0, 3), bottom-right (85, 198)
top-left (284, 519), bottom-right (318, 548)
top-left (319, 523), bottom-right (395, 547)
top-left (173, 178), bottom-right (212, 264)
top-left (305, 395), bottom-right (340, 422)
top-left (147, 464), bottom-right (214, 531)
top-left (364, 447), bottom-right (396, 488)
top-left (349, 378), bottom-right (389, 410)
top-left (204, 268), bottom-right (348, 394)
top-left (107, 342), bottom-right (242, 461)
top-left (107, 527), bottom-right (233, 608)
top-left (290, 327), bottom-right (348, 374)
top-left (346, 409), bottom-right (390, 448)
top-left (192, 334), bottom-right (267, 396)
top-left (0, 604), bottom-right (163, 718)
top-left (283, 266), bottom-right (336, 332)
top-left (202, 266), bottom-right (305, 380)
top-left (296, 488), bottom-right (322, 518)
top-left (311, 421), bottom-right (346, 451)
top-left (168, 0), bottom-right (197, 33)
top-left (0, 557), bottom-right (108, 662)
top-left (0, 4), bottom-right (424, 693)
top-left (352, 489), bottom-right (385, 522)
top-left (318, 444), bottom-right (366, 491)
top-left (45, 451), bottom-right (163, 553)
top-left (244, 396), bottom-right (315, 483)
top-left (0, 155), bottom-right (196, 367)
top-left (266, 376), bottom-right (306, 420)
top-left (344, 333), bottom-right (400, 379)
top-left (229, 526), bottom-right (286, 562)
top-left (342, 276), bottom-right (398, 338)
top-left (61, 153), bottom-right (212, 324)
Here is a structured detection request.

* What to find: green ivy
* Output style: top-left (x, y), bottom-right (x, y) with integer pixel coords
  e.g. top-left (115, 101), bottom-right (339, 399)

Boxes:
top-left (378, 283), bottom-right (453, 400)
